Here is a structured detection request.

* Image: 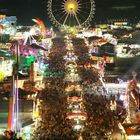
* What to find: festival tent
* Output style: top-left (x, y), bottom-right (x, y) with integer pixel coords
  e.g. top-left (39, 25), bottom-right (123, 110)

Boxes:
top-left (119, 30), bottom-right (140, 45)
top-left (87, 36), bottom-right (101, 43)
top-left (99, 42), bottom-right (115, 56)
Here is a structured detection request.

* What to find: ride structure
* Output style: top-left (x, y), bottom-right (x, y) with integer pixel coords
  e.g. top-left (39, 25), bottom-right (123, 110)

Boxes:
top-left (8, 41), bottom-right (20, 132)
top-left (32, 18), bottom-right (47, 39)
top-left (124, 72), bottom-right (140, 124)
top-left (47, 0), bottom-right (95, 29)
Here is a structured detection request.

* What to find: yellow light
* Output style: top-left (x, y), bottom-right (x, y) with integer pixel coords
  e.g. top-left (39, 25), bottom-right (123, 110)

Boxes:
top-left (0, 70), bottom-right (5, 81)
top-left (64, 0), bottom-right (78, 14)
top-left (67, 2), bottom-right (76, 12)
top-left (33, 110), bottom-right (39, 118)
top-left (69, 3), bottom-right (75, 10)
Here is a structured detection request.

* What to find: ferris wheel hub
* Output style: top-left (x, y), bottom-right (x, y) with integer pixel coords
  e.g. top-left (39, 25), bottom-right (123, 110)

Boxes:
top-left (64, 0), bottom-right (79, 14)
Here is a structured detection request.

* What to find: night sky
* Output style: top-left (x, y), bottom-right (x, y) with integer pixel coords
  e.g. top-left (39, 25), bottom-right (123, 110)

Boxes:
top-left (0, 0), bottom-right (140, 25)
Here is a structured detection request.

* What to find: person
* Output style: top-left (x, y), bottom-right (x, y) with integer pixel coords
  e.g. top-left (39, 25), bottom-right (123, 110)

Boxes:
top-left (110, 99), bottom-right (117, 114)
top-left (117, 78), bottom-right (124, 84)
top-left (98, 59), bottom-right (106, 77)
top-left (4, 130), bottom-right (23, 140)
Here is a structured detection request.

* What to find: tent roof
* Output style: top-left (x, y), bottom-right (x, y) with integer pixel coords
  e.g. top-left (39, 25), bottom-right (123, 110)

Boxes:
top-left (30, 43), bottom-right (47, 51)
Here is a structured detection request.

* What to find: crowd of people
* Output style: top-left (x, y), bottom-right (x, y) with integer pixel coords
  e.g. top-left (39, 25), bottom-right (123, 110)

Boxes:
top-left (31, 36), bottom-right (126, 140)
top-left (0, 130), bottom-right (23, 140)
top-left (33, 90), bottom-right (78, 140)
top-left (83, 94), bottom-right (116, 139)
top-left (32, 38), bottom-right (79, 140)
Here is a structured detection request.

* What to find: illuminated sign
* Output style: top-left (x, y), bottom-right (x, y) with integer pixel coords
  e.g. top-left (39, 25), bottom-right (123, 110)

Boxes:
top-left (128, 135), bottom-right (140, 140)
top-left (114, 22), bottom-right (128, 26)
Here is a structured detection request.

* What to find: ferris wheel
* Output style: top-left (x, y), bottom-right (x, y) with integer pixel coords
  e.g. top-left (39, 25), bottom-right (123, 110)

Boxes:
top-left (47, 0), bottom-right (95, 28)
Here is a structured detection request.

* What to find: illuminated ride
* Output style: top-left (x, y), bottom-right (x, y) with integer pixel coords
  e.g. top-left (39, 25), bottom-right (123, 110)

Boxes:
top-left (32, 18), bottom-right (47, 39)
top-left (10, 18), bottom-right (51, 75)
top-left (0, 15), bottom-right (17, 35)
top-left (0, 49), bottom-right (13, 81)
top-left (123, 72), bottom-right (140, 124)
top-left (47, 0), bottom-right (95, 28)
top-left (121, 72), bottom-right (140, 139)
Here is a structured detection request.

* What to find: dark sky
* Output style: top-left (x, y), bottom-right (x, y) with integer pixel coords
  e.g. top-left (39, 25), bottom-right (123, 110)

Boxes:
top-left (0, 0), bottom-right (140, 25)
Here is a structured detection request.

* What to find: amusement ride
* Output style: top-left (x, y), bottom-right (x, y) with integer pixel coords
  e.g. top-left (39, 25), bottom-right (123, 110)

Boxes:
top-left (47, 0), bottom-right (95, 28)
top-left (1, 0), bottom-right (140, 139)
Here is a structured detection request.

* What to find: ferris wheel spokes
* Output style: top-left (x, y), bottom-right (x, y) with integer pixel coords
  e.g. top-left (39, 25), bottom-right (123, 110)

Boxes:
top-left (47, 0), bottom-right (95, 28)
top-left (63, 13), bottom-right (70, 26)
top-left (63, 13), bottom-right (81, 27)
top-left (59, 13), bottom-right (69, 24)
top-left (54, 10), bottom-right (66, 19)
top-left (74, 13), bottom-right (81, 26)
top-left (79, 1), bottom-right (92, 5)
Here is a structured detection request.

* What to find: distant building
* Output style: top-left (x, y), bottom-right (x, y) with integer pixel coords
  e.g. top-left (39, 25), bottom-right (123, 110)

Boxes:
top-left (0, 15), bottom-right (17, 35)
top-left (0, 15), bottom-right (17, 25)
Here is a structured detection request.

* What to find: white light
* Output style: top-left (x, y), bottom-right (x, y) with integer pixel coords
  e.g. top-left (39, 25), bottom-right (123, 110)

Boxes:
top-left (0, 129), bottom-right (4, 135)
top-left (128, 135), bottom-right (140, 140)
top-left (24, 126), bottom-right (31, 133)
top-left (74, 124), bottom-right (82, 130)
top-left (29, 28), bottom-right (36, 35)
top-left (120, 95), bottom-right (124, 101)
